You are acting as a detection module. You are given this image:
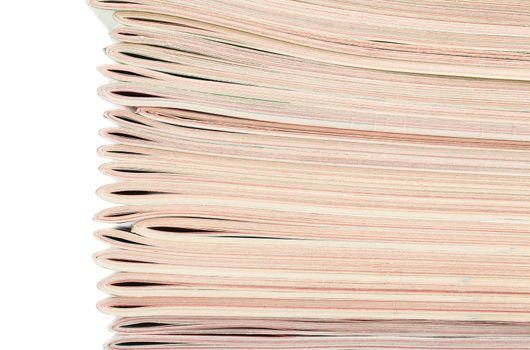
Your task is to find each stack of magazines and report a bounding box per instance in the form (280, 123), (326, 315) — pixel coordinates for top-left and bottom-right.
(90, 1), (530, 349)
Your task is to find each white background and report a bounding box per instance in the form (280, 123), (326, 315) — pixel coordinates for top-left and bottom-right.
(2, 1), (116, 348)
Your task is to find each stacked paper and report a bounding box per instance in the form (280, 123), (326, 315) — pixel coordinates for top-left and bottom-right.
(90, 1), (530, 349)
